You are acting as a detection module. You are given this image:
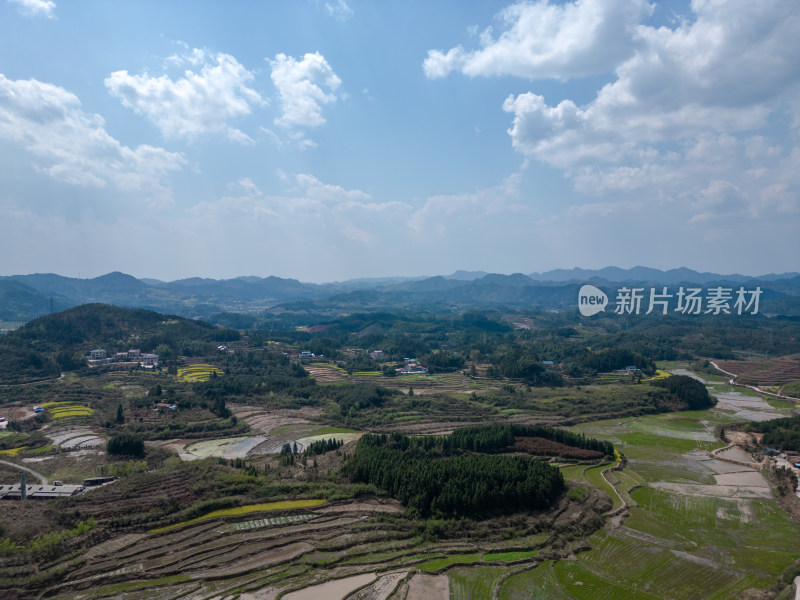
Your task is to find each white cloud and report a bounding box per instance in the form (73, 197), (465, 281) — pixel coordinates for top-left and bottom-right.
(424, 0), (651, 80)
(324, 0), (353, 21)
(8, 0), (55, 19)
(105, 49), (264, 142)
(293, 173), (371, 203)
(0, 73), (184, 201)
(408, 172), (528, 238)
(269, 52), (341, 146)
(503, 2), (800, 165)
(497, 0), (800, 230)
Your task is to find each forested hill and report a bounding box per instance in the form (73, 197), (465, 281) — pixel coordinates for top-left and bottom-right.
(0, 304), (239, 384)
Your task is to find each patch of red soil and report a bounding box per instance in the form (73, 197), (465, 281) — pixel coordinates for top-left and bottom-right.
(511, 436), (604, 460)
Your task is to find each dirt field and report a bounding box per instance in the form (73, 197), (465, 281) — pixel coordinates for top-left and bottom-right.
(512, 436), (604, 460)
(303, 364), (347, 382)
(716, 355), (800, 385)
(283, 572), (376, 600)
(314, 497), (404, 515)
(405, 573), (449, 600)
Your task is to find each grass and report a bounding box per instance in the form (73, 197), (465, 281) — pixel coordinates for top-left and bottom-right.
(498, 561), (573, 600)
(483, 549), (538, 562)
(554, 559), (660, 600)
(416, 553), (482, 573)
(23, 444), (57, 456)
(307, 427), (360, 436)
(449, 566), (507, 600)
(150, 499), (327, 533)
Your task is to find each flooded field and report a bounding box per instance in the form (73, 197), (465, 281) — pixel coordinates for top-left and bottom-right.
(282, 572), (376, 600)
(713, 391), (779, 421)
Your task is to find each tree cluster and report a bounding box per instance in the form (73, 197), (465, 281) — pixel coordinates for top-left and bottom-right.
(303, 437), (343, 457)
(446, 424), (614, 456)
(346, 432), (565, 518)
(651, 374), (714, 410)
(751, 416), (800, 452)
(107, 432), (145, 458)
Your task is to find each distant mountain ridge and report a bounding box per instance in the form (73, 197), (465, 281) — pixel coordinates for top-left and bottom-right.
(528, 266), (800, 284)
(1, 266), (798, 323)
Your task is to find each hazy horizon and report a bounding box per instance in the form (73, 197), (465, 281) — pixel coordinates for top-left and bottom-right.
(4, 264), (799, 286)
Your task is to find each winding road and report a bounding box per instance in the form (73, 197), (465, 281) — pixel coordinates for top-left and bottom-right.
(709, 361), (797, 401)
(0, 459), (48, 484)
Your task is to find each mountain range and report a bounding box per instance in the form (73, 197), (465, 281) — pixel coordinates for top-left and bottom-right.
(1, 266), (798, 324)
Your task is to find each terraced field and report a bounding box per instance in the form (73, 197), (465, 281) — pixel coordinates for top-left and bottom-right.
(36, 492), (598, 600)
(716, 355), (800, 386)
(176, 364), (222, 383)
(42, 401), (95, 420)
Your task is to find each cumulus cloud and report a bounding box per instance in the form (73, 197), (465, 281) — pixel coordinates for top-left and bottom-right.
(424, 0), (651, 80)
(503, 2), (800, 166)
(494, 0), (800, 230)
(105, 49), (264, 142)
(8, 0), (55, 19)
(0, 73), (184, 200)
(269, 52), (341, 146)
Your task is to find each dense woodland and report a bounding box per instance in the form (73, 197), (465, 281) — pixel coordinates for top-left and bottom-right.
(2, 301), (799, 387)
(651, 374), (715, 410)
(446, 424), (615, 457)
(346, 432), (567, 518)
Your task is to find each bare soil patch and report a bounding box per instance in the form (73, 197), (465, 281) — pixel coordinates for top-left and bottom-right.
(406, 573), (449, 600)
(303, 365), (347, 382)
(314, 497), (404, 515)
(724, 430), (762, 447)
(512, 436), (604, 460)
(347, 571), (407, 600)
(283, 572), (376, 600)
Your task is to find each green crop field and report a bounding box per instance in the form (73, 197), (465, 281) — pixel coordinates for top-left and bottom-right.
(417, 553), (482, 573)
(176, 364), (221, 382)
(450, 566), (507, 600)
(150, 499), (327, 533)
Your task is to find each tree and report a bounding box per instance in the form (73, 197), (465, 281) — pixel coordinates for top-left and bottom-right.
(107, 433), (145, 458)
(116, 403), (124, 424)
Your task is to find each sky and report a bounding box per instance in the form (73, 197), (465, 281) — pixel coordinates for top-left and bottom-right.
(1, 0), (799, 283)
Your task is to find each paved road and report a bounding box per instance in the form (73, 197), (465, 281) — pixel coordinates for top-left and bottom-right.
(0, 459), (48, 484)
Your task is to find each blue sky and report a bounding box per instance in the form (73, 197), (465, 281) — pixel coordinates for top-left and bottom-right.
(1, 0), (798, 282)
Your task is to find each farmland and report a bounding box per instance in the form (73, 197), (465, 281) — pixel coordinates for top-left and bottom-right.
(176, 363), (222, 382)
(1, 304), (800, 599)
(5, 376), (796, 599)
(716, 355), (800, 386)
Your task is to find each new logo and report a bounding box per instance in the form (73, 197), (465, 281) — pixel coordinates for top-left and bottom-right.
(578, 285), (608, 316)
